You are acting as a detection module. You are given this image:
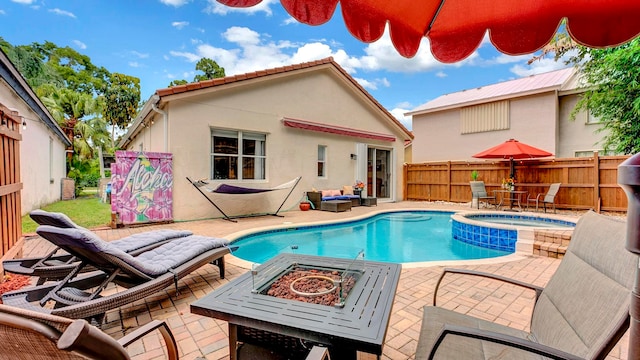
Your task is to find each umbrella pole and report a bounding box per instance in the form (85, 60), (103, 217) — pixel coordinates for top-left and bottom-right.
(510, 157), (515, 179)
(617, 153), (640, 360)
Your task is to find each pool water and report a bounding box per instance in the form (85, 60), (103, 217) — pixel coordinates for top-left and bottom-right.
(231, 211), (511, 264)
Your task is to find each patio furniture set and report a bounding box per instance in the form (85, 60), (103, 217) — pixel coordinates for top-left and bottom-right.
(0, 209), (635, 359)
(471, 181), (561, 213)
(307, 187), (377, 213)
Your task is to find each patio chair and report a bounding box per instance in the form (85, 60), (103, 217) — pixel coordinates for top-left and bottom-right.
(0, 303), (178, 360)
(416, 210), (634, 360)
(469, 181), (496, 209)
(3, 210), (193, 284)
(526, 183), (561, 213)
(2, 225), (231, 323)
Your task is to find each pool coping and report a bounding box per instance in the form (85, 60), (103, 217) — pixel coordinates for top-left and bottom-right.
(224, 208), (578, 270)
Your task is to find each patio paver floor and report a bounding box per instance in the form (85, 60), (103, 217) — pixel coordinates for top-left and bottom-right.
(16, 201), (630, 360)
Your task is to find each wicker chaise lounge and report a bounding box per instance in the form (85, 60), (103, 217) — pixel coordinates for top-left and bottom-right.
(3, 210), (193, 284)
(417, 211), (635, 359)
(2, 225), (231, 323)
(0, 304), (178, 359)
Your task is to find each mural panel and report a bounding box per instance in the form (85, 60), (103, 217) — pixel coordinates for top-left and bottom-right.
(111, 151), (173, 225)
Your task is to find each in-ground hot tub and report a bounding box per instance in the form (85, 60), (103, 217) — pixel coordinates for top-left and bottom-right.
(451, 212), (577, 254)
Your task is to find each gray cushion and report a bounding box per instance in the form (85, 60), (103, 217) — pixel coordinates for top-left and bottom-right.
(36, 226), (229, 277)
(30, 209), (193, 253)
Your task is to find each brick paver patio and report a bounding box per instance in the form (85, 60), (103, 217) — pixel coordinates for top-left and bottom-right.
(16, 201), (629, 359)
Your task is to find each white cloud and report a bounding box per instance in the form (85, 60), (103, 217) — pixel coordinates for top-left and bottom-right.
(160, 0), (189, 7)
(510, 55), (572, 77)
(283, 17), (298, 25)
(0, 10), (5, 15)
(129, 62), (140, 68)
(131, 51), (149, 59)
(354, 77), (378, 90)
(222, 26), (261, 46)
(169, 50), (201, 62)
(435, 71), (447, 78)
(72, 40), (86, 49)
(49, 8), (76, 18)
(204, 0), (277, 16)
(172, 21), (189, 29)
(11, 0), (34, 4)
(389, 107), (412, 130)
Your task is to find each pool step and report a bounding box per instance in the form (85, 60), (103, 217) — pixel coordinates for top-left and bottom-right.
(533, 229), (573, 259)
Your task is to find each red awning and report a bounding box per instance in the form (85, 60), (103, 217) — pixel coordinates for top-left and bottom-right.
(217, 0), (640, 62)
(282, 118), (396, 142)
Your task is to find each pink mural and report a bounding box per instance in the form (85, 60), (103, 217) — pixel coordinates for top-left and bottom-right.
(110, 151), (173, 225)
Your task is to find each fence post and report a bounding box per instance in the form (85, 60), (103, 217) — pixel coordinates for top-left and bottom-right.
(447, 161), (452, 202)
(403, 163), (408, 201)
(592, 152), (599, 211)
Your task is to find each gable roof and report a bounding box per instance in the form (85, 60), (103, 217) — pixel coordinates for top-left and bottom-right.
(0, 49), (70, 146)
(120, 57), (412, 148)
(407, 67), (576, 116)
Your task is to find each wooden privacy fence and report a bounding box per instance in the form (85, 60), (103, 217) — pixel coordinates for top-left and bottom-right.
(404, 153), (630, 212)
(0, 104), (22, 259)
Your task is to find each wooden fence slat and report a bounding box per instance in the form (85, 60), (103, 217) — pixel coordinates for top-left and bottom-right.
(404, 155), (630, 212)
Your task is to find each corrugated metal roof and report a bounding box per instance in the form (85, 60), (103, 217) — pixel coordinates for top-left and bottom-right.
(408, 67), (576, 115)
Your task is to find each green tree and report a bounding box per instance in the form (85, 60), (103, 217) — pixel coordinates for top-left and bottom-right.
(193, 57), (225, 82)
(167, 57), (225, 87)
(531, 33), (640, 154)
(42, 87), (103, 160)
(101, 73), (141, 148)
(570, 40), (640, 154)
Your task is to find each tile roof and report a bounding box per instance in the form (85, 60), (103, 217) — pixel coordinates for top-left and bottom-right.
(154, 57), (412, 139)
(408, 67), (576, 115)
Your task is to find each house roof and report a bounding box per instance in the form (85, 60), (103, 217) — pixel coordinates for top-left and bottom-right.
(407, 67), (576, 116)
(120, 57), (412, 148)
(0, 49), (71, 146)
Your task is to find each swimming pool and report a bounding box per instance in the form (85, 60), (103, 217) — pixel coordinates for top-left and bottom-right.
(230, 211), (511, 264)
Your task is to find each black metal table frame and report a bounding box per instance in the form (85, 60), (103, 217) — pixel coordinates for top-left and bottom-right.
(191, 254), (401, 360)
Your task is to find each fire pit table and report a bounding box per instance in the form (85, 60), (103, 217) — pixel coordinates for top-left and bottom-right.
(191, 253), (401, 360)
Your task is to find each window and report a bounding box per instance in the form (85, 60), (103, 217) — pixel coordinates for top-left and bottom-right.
(586, 111), (601, 124)
(211, 129), (266, 180)
(317, 145), (326, 177)
(575, 149), (617, 157)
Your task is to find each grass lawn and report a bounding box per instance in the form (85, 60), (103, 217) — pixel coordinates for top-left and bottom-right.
(22, 193), (111, 233)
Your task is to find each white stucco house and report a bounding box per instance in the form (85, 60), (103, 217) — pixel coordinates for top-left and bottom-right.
(407, 67), (609, 163)
(118, 57), (413, 221)
(0, 49), (71, 215)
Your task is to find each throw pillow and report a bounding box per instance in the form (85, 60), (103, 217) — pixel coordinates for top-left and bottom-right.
(343, 185), (354, 195)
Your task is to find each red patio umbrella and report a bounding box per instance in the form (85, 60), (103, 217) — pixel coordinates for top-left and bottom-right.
(472, 139), (553, 179)
(217, 0), (640, 62)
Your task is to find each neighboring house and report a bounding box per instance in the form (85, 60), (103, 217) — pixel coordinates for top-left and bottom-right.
(0, 49), (71, 215)
(407, 67), (608, 163)
(118, 57), (413, 221)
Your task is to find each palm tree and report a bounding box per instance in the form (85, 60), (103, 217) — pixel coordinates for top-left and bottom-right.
(41, 87), (110, 171)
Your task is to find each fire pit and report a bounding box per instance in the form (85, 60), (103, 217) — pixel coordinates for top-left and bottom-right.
(260, 266), (359, 306)
(191, 253), (401, 360)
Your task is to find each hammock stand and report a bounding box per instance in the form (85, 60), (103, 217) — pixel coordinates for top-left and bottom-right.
(186, 176), (302, 222)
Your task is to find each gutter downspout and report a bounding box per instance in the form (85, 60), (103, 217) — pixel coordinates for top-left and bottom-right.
(151, 99), (168, 152)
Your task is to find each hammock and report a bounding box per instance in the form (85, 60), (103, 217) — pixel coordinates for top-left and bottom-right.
(186, 176), (302, 222)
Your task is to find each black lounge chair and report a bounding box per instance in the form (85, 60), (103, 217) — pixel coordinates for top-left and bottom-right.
(3, 210), (193, 284)
(2, 225), (231, 323)
(0, 303), (178, 360)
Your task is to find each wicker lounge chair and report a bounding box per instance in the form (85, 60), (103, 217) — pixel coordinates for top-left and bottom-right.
(3, 210), (192, 284)
(416, 211), (634, 359)
(0, 303), (178, 360)
(2, 225), (231, 323)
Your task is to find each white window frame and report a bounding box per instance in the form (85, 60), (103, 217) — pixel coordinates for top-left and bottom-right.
(211, 128), (267, 180)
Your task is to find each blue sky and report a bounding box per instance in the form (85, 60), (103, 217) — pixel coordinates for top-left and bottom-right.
(1, 0), (572, 129)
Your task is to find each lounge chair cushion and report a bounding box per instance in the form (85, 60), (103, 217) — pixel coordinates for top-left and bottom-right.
(109, 229), (193, 252)
(29, 209), (79, 228)
(44, 227), (229, 277)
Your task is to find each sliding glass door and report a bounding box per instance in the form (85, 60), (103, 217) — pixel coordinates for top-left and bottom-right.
(367, 148), (392, 199)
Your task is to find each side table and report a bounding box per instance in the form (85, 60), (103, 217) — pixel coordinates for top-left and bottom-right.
(361, 197), (377, 206)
